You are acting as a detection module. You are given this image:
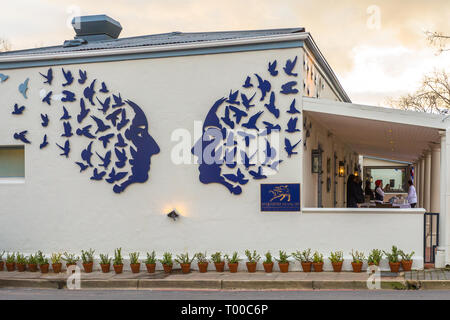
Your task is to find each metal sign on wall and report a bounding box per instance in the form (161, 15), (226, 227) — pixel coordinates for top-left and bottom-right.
(260, 183), (301, 212)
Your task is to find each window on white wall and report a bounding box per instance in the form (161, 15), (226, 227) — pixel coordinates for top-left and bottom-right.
(0, 146), (25, 178)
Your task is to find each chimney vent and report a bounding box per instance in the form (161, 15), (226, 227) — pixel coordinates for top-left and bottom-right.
(71, 14), (122, 42)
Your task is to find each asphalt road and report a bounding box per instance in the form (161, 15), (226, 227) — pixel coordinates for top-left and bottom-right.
(0, 288), (449, 300)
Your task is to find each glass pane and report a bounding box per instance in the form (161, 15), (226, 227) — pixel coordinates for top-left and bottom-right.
(364, 167), (406, 192)
(0, 146), (25, 178)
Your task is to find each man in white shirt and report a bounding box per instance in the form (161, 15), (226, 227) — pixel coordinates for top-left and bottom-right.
(407, 180), (417, 208)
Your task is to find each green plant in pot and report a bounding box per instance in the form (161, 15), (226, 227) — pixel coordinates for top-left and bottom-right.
(159, 252), (173, 273)
(99, 254), (112, 273)
(129, 252), (141, 274)
(176, 253), (194, 274)
(36, 251), (49, 274)
(275, 250), (290, 273)
(292, 249), (313, 272)
(16, 253), (27, 272)
(367, 249), (383, 266)
(195, 252), (209, 273)
(263, 251), (274, 273)
(113, 248), (124, 274)
(81, 249), (95, 273)
(244, 250), (261, 273)
(27, 254), (39, 272)
(224, 252), (241, 273)
(5, 252), (15, 272)
(51, 253), (62, 273)
(145, 251), (157, 273)
(0, 251), (5, 271)
(350, 250), (365, 273)
(329, 251), (344, 272)
(383, 246), (401, 273)
(399, 250), (415, 272)
(62, 252), (79, 272)
(211, 252), (225, 272)
(312, 251), (324, 272)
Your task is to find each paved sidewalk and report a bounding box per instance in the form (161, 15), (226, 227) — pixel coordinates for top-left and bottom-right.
(404, 269), (450, 289)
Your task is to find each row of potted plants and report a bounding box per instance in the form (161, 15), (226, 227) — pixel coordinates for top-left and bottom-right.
(0, 246), (414, 274)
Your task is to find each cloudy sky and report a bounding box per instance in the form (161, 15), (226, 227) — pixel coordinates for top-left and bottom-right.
(1, 0), (449, 106)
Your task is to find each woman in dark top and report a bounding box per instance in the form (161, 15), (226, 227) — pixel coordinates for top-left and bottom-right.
(365, 179), (374, 200)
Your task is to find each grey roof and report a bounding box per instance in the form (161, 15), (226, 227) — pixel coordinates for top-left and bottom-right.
(0, 27), (305, 57)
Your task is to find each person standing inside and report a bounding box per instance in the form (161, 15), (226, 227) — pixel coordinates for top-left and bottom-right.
(407, 180), (417, 208)
(374, 180), (385, 202)
(365, 179), (374, 200)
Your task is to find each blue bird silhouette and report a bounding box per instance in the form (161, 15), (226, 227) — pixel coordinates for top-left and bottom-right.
(42, 91), (52, 105)
(78, 70), (87, 84)
(283, 56), (298, 76)
(284, 138), (301, 157)
(261, 121), (281, 136)
(264, 159), (284, 171)
(264, 92), (280, 118)
(254, 74), (271, 101)
(91, 115), (111, 134)
(61, 90), (76, 102)
(240, 150), (257, 170)
(241, 92), (256, 110)
(60, 106), (71, 120)
(116, 109), (130, 131)
(243, 76), (253, 88)
(220, 106), (235, 129)
(287, 99), (301, 114)
(75, 161), (89, 172)
(39, 68), (52, 85)
(226, 90), (240, 105)
(99, 82), (109, 93)
(280, 81), (298, 94)
(12, 104), (25, 115)
(56, 140), (70, 157)
(98, 133), (115, 148)
(241, 111), (264, 131)
(286, 117), (301, 133)
(13, 131), (31, 144)
(268, 60), (278, 76)
(62, 68), (74, 86)
(106, 108), (122, 127)
(229, 106), (247, 124)
(112, 93), (125, 108)
(41, 114), (49, 127)
(224, 146), (237, 168)
(249, 166), (267, 180)
(114, 148), (128, 168)
(84, 79), (96, 105)
(39, 134), (48, 149)
(0, 73), (9, 82)
(90, 168), (107, 181)
(76, 125), (96, 139)
(263, 139), (277, 164)
(96, 150), (111, 170)
(19, 78), (29, 99)
(105, 167), (128, 184)
(81, 141), (94, 166)
(115, 133), (127, 148)
(96, 96), (111, 114)
(77, 98), (90, 124)
(224, 168), (249, 185)
(61, 121), (73, 137)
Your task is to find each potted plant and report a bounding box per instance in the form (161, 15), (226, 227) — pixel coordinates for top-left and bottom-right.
(0, 251), (4, 271)
(399, 250), (415, 272)
(312, 251), (324, 272)
(81, 249), (95, 273)
(51, 253), (62, 273)
(129, 252), (141, 274)
(113, 248), (124, 274)
(159, 252), (173, 273)
(350, 250), (365, 273)
(262, 251), (274, 273)
(383, 246), (401, 273)
(5, 252), (15, 272)
(292, 249), (313, 272)
(176, 253), (194, 274)
(367, 249), (383, 266)
(224, 252), (241, 273)
(329, 251), (344, 272)
(36, 251), (49, 274)
(63, 252), (79, 271)
(145, 251), (157, 273)
(27, 254), (38, 272)
(16, 253), (27, 272)
(195, 252), (209, 273)
(275, 250), (290, 273)
(244, 250), (260, 273)
(99, 254), (111, 273)
(211, 252), (225, 272)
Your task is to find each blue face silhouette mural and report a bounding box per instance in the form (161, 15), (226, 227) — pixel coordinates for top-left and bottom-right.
(192, 56), (302, 195)
(11, 67), (160, 194)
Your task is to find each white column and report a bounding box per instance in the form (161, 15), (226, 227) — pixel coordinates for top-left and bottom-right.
(441, 130), (450, 264)
(420, 156), (426, 208)
(430, 144), (441, 213)
(424, 150), (432, 212)
(415, 161), (420, 206)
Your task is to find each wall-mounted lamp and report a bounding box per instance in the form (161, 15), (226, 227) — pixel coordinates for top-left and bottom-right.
(311, 149), (320, 173)
(338, 161), (345, 177)
(167, 209), (179, 221)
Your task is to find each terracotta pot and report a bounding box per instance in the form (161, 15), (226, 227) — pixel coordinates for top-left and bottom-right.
(66, 263), (76, 273)
(83, 262), (94, 273)
(228, 262), (239, 273)
(100, 263), (110, 273)
(163, 264), (173, 273)
(214, 262), (225, 272)
(263, 262), (274, 273)
(246, 262), (257, 273)
(130, 263), (141, 274)
(40, 264), (49, 274)
(198, 262), (208, 273)
(28, 264), (38, 272)
(389, 262), (401, 273)
(146, 263), (156, 273)
(401, 260), (413, 272)
(368, 262), (380, 267)
(6, 263), (15, 272)
(0, 261), (4, 271)
(113, 264), (123, 274)
(301, 262), (312, 272)
(331, 261), (343, 272)
(313, 262), (324, 272)
(351, 262), (363, 273)
(180, 263), (191, 274)
(17, 263), (26, 272)
(52, 263), (62, 273)
(278, 262), (289, 273)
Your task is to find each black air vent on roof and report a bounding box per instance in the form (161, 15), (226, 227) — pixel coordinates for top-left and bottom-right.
(67, 14), (122, 45)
